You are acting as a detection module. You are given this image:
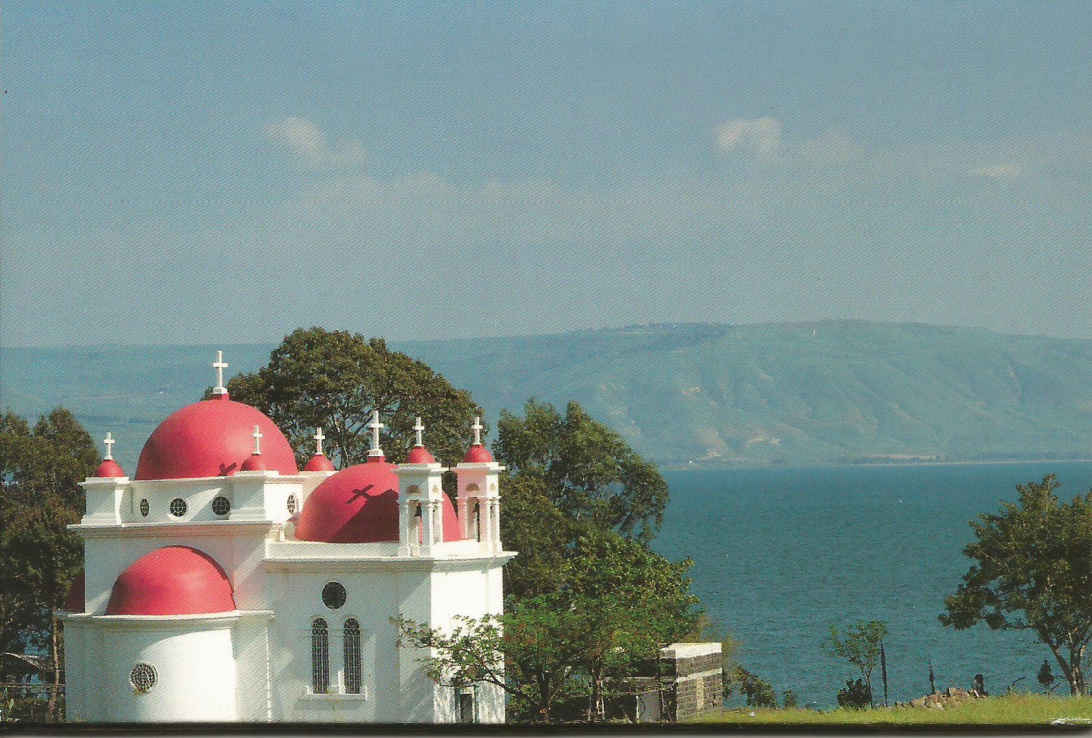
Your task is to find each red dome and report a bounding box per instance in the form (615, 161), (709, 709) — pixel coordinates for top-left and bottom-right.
(463, 444), (494, 463)
(65, 570), (85, 612)
(304, 453), (336, 472)
(94, 459), (126, 478)
(106, 546), (235, 615)
(240, 453), (266, 471)
(406, 446), (436, 464)
(296, 458), (461, 543)
(135, 399), (298, 480)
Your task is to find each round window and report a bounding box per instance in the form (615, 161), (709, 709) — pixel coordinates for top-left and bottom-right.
(139, 498), (149, 517)
(321, 581), (347, 609)
(286, 494), (297, 515)
(130, 663), (157, 693)
(211, 496), (230, 516)
(169, 498), (187, 517)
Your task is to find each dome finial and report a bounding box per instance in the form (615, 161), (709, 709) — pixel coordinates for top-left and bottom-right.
(212, 350), (229, 397)
(251, 424), (263, 455)
(366, 410), (384, 457)
(313, 427), (326, 456)
(413, 416), (425, 447)
(103, 431), (116, 460)
(471, 416), (483, 446)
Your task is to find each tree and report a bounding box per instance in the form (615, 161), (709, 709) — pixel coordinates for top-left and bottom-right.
(940, 474), (1091, 696)
(396, 527), (701, 723)
(0, 408), (96, 721)
(823, 620), (887, 707)
(495, 399), (668, 542)
(215, 327), (482, 471)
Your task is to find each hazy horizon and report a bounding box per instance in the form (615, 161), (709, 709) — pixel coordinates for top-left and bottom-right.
(3, 2), (1090, 347)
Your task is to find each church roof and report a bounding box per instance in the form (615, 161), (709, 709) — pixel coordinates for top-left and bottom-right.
(462, 444), (494, 463)
(304, 453), (336, 471)
(134, 397), (298, 480)
(94, 458), (126, 477)
(295, 458), (461, 543)
(106, 546), (235, 615)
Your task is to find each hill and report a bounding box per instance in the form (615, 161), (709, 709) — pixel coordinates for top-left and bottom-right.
(2, 321), (1090, 471)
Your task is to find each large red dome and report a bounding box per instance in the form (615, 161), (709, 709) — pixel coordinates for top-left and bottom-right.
(296, 459), (461, 543)
(106, 546), (235, 615)
(135, 397), (298, 480)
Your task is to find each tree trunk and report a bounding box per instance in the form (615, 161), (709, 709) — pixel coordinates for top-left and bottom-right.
(47, 611), (60, 722)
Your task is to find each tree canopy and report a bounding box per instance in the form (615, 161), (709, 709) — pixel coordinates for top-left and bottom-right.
(494, 399), (668, 542)
(823, 620), (887, 707)
(940, 474), (1092, 696)
(0, 408), (96, 720)
(213, 327), (482, 469)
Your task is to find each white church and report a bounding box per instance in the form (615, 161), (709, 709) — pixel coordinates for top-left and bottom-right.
(62, 352), (515, 723)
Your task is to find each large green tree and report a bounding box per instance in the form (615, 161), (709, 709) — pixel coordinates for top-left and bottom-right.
(495, 399), (668, 542)
(940, 475), (1091, 696)
(0, 408), (96, 721)
(396, 528), (700, 722)
(214, 327), (482, 470)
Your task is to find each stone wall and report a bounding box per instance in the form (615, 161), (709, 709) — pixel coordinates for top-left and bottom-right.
(635, 642), (722, 722)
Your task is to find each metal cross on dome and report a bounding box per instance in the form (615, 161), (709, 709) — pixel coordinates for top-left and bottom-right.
(251, 425), (263, 455)
(103, 432), (115, 460)
(471, 416), (483, 446)
(212, 351), (229, 395)
(313, 427), (325, 456)
(366, 411), (384, 455)
(413, 417), (425, 447)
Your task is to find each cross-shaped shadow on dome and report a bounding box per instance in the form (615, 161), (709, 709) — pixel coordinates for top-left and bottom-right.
(219, 462), (238, 476)
(347, 484), (375, 502)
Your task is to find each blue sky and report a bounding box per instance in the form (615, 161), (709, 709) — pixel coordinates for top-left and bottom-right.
(3, 1), (1090, 346)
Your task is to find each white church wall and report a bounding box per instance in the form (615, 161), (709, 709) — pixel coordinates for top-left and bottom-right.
(233, 617), (273, 721)
(86, 621), (238, 721)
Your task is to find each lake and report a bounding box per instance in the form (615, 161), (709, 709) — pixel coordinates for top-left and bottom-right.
(651, 461), (1092, 708)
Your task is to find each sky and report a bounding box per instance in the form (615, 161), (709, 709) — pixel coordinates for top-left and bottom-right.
(2, 1), (1090, 347)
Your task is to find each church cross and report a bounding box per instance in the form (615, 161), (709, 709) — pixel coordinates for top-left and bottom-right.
(212, 351), (229, 395)
(251, 425), (263, 455)
(367, 411), (384, 455)
(471, 416), (483, 446)
(413, 417), (425, 447)
(313, 427), (325, 456)
(103, 432), (115, 460)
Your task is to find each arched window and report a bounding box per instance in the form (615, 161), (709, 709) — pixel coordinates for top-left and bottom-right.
(343, 618), (362, 694)
(311, 618), (329, 694)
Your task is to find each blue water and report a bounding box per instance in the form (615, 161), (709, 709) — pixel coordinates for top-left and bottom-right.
(651, 462), (1092, 708)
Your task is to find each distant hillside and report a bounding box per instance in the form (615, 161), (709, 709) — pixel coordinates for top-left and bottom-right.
(2, 321), (1090, 472)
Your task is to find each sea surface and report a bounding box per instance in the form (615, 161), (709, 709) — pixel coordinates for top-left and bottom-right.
(650, 461), (1092, 708)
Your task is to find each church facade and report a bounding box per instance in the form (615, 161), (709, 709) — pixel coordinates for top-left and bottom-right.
(62, 352), (514, 723)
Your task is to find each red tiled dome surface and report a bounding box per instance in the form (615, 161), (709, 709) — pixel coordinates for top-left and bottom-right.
(135, 398), (297, 480)
(406, 446), (436, 464)
(94, 459), (126, 477)
(106, 546), (235, 615)
(65, 570), (85, 612)
(304, 453), (336, 472)
(462, 444), (494, 463)
(295, 458), (461, 543)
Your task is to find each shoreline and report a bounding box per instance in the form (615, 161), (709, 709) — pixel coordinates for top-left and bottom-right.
(661, 458), (1092, 472)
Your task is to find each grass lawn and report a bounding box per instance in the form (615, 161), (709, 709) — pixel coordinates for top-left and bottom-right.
(689, 694), (1092, 726)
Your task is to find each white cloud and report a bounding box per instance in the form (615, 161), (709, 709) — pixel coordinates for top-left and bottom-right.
(799, 129), (865, 166)
(968, 163), (1022, 179)
(264, 116), (366, 170)
(715, 117), (782, 157)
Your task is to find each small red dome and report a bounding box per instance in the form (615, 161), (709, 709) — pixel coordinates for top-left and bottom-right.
(135, 399), (297, 480)
(240, 453), (266, 471)
(304, 453), (336, 472)
(65, 570), (85, 612)
(463, 444), (494, 463)
(406, 446), (436, 464)
(94, 459), (126, 478)
(106, 546), (235, 615)
(296, 459), (461, 543)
